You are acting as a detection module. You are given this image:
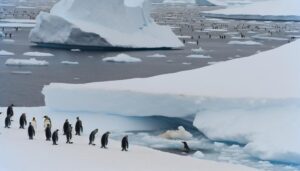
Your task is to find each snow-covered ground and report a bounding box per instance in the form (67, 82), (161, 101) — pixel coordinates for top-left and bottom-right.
(0, 107), (259, 171)
(42, 39), (300, 165)
(29, 0), (183, 49)
(204, 0), (300, 21)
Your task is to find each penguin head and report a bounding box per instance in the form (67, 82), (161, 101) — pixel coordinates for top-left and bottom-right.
(76, 117), (79, 120)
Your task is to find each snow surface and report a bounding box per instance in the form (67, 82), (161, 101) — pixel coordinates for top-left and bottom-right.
(5, 58), (49, 66)
(29, 0), (183, 49)
(0, 50), (15, 56)
(228, 40), (262, 45)
(102, 54), (142, 63)
(159, 126), (193, 140)
(23, 52), (54, 57)
(43, 40), (300, 164)
(205, 0), (300, 21)
(0, 107), (259, 171)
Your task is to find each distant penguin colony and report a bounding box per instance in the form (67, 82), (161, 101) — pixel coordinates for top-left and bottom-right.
(1, 104), (192, 153)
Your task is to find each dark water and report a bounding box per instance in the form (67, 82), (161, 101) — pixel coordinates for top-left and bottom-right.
(0, 5), (299, 107)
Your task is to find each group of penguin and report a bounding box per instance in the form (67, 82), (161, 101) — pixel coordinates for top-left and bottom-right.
(2, 104), (129, 151)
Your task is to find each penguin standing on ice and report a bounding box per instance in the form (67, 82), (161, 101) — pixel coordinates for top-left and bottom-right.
(182, 141), (190, 153)
(52, 129), (59, 145)
(28, 122), (35, 140)
(89, 129), (98, 145)
(43, 115), (52, 129)
(66, 124), (73, 144)
(6, 104), (14, 117)
(45, 124), (52, 141)
(5, 115), (11, 128)
(19, 113), (27, 129)
(75, 117), (83, 136)
(63, 119), (69, 135)
(101, 132), (110, 149)
(121, 135), (129, 151)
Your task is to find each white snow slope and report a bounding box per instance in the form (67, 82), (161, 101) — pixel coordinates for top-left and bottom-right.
(29, 0), (183, 49)
(0, 107), (259, 171)
(43, 39), (300, 164)
(204, 0), (300, 21)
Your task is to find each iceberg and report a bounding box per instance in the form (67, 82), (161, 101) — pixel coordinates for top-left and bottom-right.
(203, 0), (300, 21)
(29, 0), (183, 49)
(43, 40), (300, 164)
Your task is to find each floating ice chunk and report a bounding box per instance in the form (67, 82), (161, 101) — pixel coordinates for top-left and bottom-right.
(5, 58), (49, 66)
(10, 71), (32, 75)
(187, 54), (211, 58)
(0, 50), (14, 56)
(29, 0), (183, 49)
(102, 54), (142, 63)
(2, 39), (15, 43)
(61, 61), (79, 65)
(147, 54), (167, 58)
(160, 126), (193, 140)
(70, 49), (81, 52)
(23, 52), (54, 57)
(228, 41), (262, 45)
(191, 47), (205, 53)
(252, 35), (289, 41)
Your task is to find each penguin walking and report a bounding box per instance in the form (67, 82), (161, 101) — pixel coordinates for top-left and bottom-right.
(52, 129), (59, 145)
(121, 135), (129, 151)
(19, 113), (27, 129)
(28, 122), (35, 140)
(63, 119), (69, 135)
(5, 115), (11, 128)
(101, 132), (110, 149)
(75, 117), (83, 136)
(89, 129), (98, 145)
(182, 141), (190, 153)
(45, 124), (52, 141)
(65, 124), (73, 144)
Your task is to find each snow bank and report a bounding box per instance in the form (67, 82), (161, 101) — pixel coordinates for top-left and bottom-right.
(0, 50), (14, 56)
(5, 58), (49, 66)
(0, 107), (259, 171)
(204, 0), (300, 21)
(29, 0), (183, 49)
(43, 40), (300, 164)
(160, 126), (193, 140)
(228, 40), (262, 45)
(102, 54), (142, 63)
(23, 52), (54, 57)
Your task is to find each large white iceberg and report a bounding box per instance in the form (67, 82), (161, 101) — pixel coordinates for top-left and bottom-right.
(29, 0), (183, 49)
(204, 0), (300, 21)
(43, 40), (300, 164)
